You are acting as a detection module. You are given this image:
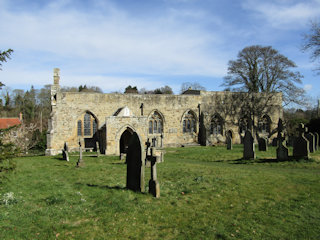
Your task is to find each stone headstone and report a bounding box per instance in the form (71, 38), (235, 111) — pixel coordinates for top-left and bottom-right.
(243, 130), (255, 159)
(226, 135), (232, 150)
(62, 142), (69, 161)
(258, 137), (267, 151)
(272, 138), (278, 146)
(314, 132), (319, 151)
(276, 118), (289, 161)
(293, 123), (309, 159)
(146, 147), (160, 198)
(96, 141), (100, 157)
(76, 141), (84, 167)
(305, 132), (315, 153)
(126, 132), (145, 192)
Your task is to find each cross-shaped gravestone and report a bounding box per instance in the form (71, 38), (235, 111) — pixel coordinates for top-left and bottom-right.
(293, 123), (309, 159)
(146, 146), (160, 198)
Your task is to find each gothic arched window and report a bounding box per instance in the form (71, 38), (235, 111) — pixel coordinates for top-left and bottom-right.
(148, 111), (163, 134)
(258, 115), (271, 134)
(77, 112), (98, 137)
(183, 111), (197, 133)
(239, 116), (249, 134)
(77, 120), (82, 136)
(210, 114), (223, 136)
(84, 113), (91, 136)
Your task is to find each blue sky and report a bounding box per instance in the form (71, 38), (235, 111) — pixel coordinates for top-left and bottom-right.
(0, 0), (319, 102)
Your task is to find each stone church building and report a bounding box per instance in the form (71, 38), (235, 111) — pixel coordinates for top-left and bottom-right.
(46, 68), (283, 156)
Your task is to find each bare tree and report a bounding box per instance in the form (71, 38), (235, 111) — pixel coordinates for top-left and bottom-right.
(222, 45), (305, 106)
(180, 82), (206, 93)
(302, 21), (320, 74)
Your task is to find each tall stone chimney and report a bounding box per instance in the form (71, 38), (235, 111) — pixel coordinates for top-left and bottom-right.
(53, 68), (60, 85)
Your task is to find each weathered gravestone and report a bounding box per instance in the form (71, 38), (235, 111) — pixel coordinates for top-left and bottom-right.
(314, 132), (319, 151)
(293, 123), (309, 159)
(62, 142), (69, 161)
(305, 132), (315, 153)
(146, 145), (160, 198)
(258, 137), (268, 151)
(96, 141), (100, 157)
(276, 119), (288, 161)
(199, 113), (207, 146)
(126, 132), (145, 192)
(226, 135), (232, 150)
(76, 140), (84, 167)
(243, 130), (255, 159)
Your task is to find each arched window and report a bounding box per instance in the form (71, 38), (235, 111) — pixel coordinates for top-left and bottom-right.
(183, 111), (197, 133)
(149, 121), (153, 134)
(148, 111), (163, 134)
(84, 113), (91, 136)
(239, 116), (249, 134)
(77, 112), (98, 137)
(210, 114), (223, 136)
(258, 115), (271, 134)
(77, 120), (82, 136)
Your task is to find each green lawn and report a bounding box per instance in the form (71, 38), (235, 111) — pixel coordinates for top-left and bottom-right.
(1, 145), (320, 239)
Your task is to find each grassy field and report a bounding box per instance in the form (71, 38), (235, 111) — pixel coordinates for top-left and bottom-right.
(0, 145), (320, 239)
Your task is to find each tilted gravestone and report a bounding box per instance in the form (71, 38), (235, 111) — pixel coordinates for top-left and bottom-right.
(293, 123), (309, 159)
(305, 132), (315, 153)
(276, 119), (288, 161)
(258, 137), (268, 151)
(314, 132), (319, 151)
(243, 130), (255, 159)
(62, 142), (69, 162)
(226, 135), (232, 150)
(126, 132), (145, 192)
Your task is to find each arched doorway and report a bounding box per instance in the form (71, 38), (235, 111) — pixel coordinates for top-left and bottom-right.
(120, 128), (134, 155)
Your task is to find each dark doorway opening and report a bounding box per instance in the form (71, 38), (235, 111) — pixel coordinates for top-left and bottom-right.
(120, 129), (133, 155)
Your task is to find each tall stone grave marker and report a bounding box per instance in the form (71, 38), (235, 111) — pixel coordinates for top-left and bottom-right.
(76, 140), (84, 167)
(293, 123), (309, 159)
(314, 132), (319, 151)
(243, 130), (255, 159)
(305, 131), (315, 153)
(146, 146), (160, 198)
(226, 135), (232, 150)
(258, 137), (268, 151)
(276, 119), (288, 161)
(62, 142), (69, 162)
(126, 132), (145, 192)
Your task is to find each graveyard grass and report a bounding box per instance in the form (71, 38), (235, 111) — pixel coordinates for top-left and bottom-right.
(1, 145), (320, 239)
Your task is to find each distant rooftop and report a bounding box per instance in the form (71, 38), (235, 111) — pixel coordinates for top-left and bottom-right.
(0, 118), (22, 129)
(181, 88), (201, 95)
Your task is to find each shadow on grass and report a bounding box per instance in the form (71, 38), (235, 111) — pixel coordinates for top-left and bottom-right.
(86, 183), (126, 190)
(230, 156), (315, 164)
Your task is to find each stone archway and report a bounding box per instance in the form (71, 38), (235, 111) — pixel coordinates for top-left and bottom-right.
(120, 128), (134, 155)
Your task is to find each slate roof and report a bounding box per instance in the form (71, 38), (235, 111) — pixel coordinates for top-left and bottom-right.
(0, 118), (22, 129)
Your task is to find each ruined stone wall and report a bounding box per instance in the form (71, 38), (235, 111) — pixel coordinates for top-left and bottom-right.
(45, 69), (283, 156)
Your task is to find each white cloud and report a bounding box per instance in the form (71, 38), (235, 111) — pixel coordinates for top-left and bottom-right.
(0, 0), (228, 78)
(243, 0), (320, 29)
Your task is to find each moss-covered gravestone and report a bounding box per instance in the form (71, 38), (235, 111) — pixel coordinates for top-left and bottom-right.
(126, 132), (145, 192)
